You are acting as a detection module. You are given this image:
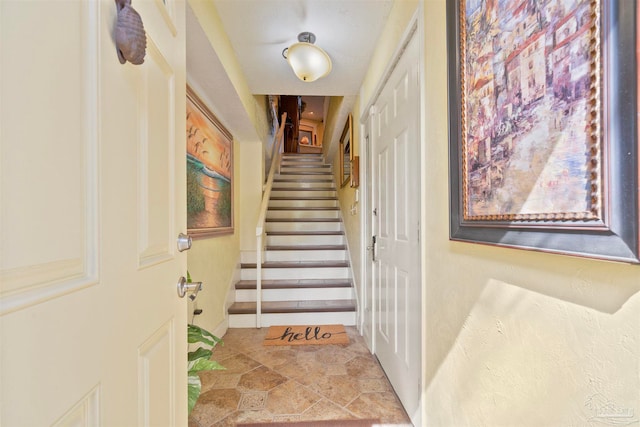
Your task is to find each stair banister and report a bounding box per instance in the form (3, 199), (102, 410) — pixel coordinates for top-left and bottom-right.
(255, 112), (287, 328)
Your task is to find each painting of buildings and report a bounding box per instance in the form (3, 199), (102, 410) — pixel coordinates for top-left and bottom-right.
(461, 0), (600, 221)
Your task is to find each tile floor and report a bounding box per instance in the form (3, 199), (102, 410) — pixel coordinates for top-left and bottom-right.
(188, 326), (412, 426)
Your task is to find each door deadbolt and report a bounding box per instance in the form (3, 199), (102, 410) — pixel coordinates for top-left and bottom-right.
(177, 233), (192, 252)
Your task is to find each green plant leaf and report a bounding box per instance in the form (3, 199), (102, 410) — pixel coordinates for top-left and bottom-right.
(188, 323), (223, 348)
(187, 270), (192, 283)
(188, 347), (212, 362)
(188, 358), (225, 374)
(187, 374), (202, 414)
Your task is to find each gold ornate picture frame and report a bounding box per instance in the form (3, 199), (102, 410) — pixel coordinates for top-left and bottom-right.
(447, 0), (639, 263)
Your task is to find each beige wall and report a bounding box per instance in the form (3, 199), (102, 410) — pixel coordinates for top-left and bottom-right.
(186, 0), (271, 334)
(420, 1), (639, 425)
(186, 138), (242, 331)
(189, 0), (640, 423)
(335, 103), (363, 310)
(335, 0), (640, 425)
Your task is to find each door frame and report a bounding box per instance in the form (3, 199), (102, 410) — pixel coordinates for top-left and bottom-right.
(358, 7), (424, 425)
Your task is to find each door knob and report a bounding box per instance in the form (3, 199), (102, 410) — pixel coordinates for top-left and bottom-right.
(177, 276), (202, 300)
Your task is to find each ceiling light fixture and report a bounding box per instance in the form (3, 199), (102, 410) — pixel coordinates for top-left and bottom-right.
(282, 32), (332, 82)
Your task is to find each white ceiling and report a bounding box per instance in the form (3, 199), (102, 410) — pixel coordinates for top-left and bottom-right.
(186, 0), (393, 153)
(211, 0), (394, 97)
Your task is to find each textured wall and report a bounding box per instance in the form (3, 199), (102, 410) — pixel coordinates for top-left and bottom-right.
(421, 1), (640, 425)
(187, 138), (241, 331)
(335, 99), (363, 320)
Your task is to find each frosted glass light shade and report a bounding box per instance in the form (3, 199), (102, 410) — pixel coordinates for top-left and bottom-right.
(286, 42), (332, 82)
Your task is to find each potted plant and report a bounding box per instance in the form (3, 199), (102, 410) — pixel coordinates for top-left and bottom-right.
(187, 323), (224, 414)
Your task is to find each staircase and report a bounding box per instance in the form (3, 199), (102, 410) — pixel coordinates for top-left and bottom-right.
(228, 153), (357, 328)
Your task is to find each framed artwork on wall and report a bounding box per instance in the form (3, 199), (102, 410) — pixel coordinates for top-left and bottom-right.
(340, 114), (353, 187)
(447, 0), (639, 263)
(186, 85), (234, 237)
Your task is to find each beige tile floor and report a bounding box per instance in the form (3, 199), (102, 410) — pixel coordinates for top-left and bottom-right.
(188, 326), (412, 426)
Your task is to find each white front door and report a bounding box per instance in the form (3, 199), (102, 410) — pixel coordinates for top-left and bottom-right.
(371, 31), (421, 419)
(1, 1), (187, 425)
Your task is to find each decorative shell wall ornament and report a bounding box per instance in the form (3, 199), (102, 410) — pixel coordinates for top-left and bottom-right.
(115, 0), (146, 65)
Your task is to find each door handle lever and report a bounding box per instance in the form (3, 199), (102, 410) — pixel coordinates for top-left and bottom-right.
(366, 235), (377, 262)
(177, 276), (202, 300)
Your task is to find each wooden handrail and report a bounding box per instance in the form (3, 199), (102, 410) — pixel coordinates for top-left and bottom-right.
(254, 112), (287, 328)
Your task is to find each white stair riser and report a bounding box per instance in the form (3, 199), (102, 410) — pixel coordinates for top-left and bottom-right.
(242, 250), (347, 263)
(280, 169), (332, 175)
(265, 250), (347, 262)
(240, 267), (350, 280)
(266, 234), (344, 245)
(228, 311), (357, 328)
(265, 222), (342, 233)
(269, 199), (338, 208)
(271, 181), (334, 189)
(280, 161), (326, 167)
(267, 210), (340, 219)
(281, 155), (323, 160)
(276, 174), (333, 181)
(271, 190), (336, 198)
(235, 287), (353, 302)
(280, 162), (331, 173)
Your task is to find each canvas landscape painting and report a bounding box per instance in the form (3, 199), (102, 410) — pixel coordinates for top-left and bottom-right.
(186, 86), (233, 236)
(460, 0), (601, 222)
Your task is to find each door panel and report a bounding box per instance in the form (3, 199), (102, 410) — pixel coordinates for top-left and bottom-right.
(0, 0), (100, 314)
(1, 0), (187, 425)
(138, 38), (176, 267)
(372, 32), (421, 418)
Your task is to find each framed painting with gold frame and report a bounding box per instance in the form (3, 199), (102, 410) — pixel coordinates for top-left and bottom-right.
(447, 0), (639, 263)
(186, 85), (234, 237)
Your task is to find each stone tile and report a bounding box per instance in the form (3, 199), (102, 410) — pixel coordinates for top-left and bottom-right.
(266, 380), (322, 415)
(220, 329), (268, 354)
(199, 371), (241, 394)
(273, 414), (302, 423)
(301, 398), (357, 421)
(345, 355), (386, 378)
(191, 327), (411, 426)
(314, 345), (356, 364)
(209, 343), (239, 363)
(189, 388), (241, 426)
(238, 365), (287, 391)
(238, 391), (268, 411)
(248, 347), (297, 369)
(232, 409), (275, 425)
(357, 377), (392, 393)
(307, 374), (361, 406)
(274, 351), (328, 384)
(346, 391), (411, 424)
(217, 353), (260, 375)
(324, 363), (348, 376)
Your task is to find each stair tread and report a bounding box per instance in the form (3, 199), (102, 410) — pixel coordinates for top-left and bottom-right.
(268, 207), (339, 211)
(267, 231), (344, 236)
(281, 164), (330, 168)
(279, 172), (332, 175)
(274, 178), (333, 182)
(235, 279), (352, 289)
(266, 245), (347, 250)
(241, 261), (349, 268)
(266, 218), (341, 223)
(270, 196), (338, 200)
(228, 300), (356, 314)
(271, 187), (336, 191)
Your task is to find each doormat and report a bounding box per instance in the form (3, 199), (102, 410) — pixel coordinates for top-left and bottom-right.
(263, 325), (349, 346)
